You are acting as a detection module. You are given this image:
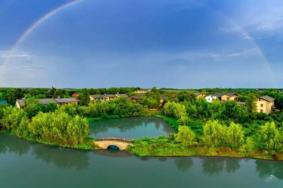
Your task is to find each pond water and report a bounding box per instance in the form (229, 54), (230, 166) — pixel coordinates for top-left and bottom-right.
(1, 135), (283, 188)
(89, 117), (174, 139)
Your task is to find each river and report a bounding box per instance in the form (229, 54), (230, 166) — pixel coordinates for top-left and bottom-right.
(1, 118), (283, 188)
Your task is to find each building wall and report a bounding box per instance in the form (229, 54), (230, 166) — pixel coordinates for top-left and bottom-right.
(16, 102), (21, 109)
(221, 95), (237, 102)
(256, 99), (274, 114)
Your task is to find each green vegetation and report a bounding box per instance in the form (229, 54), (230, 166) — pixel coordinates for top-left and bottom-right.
(129, 119), (283, 159)
(1, 87), (283, 160)
(0, 107), (90, 148)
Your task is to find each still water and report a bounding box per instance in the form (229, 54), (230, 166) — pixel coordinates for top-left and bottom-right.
(1, 135), (283, 188)
(89, 117), (173, 139)
(1, 117), (283, 188)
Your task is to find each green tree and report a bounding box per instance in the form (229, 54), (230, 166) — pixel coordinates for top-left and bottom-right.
(202, 120), (226, 147)
(245, 94), (257, 112)
(79, 89), (90, 106)
(163, 101), (187, 119)
(226, 122), (245, 149)
(29, 110), (89, 146)
(175, 126), (196, 146)
(1, 107), (26, 131)
(254, 121), (282, 152)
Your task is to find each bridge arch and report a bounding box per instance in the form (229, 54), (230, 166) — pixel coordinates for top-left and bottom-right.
(93, 138), (132, 151)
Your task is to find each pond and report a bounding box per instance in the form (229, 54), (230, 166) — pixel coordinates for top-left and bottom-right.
(89, 117), (174, 139)
(0, 135), (283, 188)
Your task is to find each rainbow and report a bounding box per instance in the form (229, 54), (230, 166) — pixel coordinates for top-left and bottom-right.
(0, 0), (276, 86)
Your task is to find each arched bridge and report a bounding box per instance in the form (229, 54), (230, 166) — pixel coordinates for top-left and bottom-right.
(93, 138), (133, 150)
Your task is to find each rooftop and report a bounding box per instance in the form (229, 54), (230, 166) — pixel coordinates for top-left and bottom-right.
(259, 96), (275, 102)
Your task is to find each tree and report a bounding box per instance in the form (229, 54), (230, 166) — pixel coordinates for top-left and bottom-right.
(1, 106), (29, 137)
(177, 91), (195, 102)
(245, 94), (257, 112)
(254, 121), (282, 152)
(163, 102), (187, 119)
(175, 126), (196, 146)
(46, 86), (57, 98)
(202, 120), (226, 147)
(24, 98), (57, 118)
(79, 89), (90, 106)
(29, 110), (89, 146)
(226, 122), (245, 149)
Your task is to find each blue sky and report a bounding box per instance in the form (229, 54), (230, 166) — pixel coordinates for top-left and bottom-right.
(0, 0), (283, 88)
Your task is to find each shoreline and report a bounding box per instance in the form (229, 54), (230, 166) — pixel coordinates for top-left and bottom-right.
(1, 132), (283, 161)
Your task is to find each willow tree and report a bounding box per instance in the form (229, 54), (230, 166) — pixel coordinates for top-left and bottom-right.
(254, 121), (282, 152)
(175, 126), (196, 146)
(226, 122), (245, 150)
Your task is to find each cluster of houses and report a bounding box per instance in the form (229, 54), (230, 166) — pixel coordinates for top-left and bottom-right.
(198, 93), (275, 114)
(15, 93), (129, 109)
(89, 94), (128, 102)
(12, 89), (275, 115)
(15, 98), (79, 108)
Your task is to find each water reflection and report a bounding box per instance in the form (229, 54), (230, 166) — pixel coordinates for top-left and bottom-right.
(202, 157), (240, 175)
(256, 160), (283, 180)
(174, 158), (193, 172)
(90, 117), (173, 139)
(32, 144), (89, 170)
(0, 134), (30, 155)
(1, 134), (283, 182)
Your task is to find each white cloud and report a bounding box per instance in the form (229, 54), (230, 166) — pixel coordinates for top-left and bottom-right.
(0, 50), (30, 59)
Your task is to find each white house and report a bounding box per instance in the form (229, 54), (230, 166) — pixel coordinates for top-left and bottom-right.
(205, 95), (218, 103)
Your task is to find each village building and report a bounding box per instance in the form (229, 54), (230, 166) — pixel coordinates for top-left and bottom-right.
(71, 92), (80, 99)
(133, 89), (150, 94)
(220, 93), (238, 102)
(89, 94), (128, 102)
(16, 98), (78, 108)
(55, 98), (79, 105)
(194, 92), (206, 99)
(256, 96), (275, 114)
(205, 93), (238, 103)
(205, 95), (219, 103)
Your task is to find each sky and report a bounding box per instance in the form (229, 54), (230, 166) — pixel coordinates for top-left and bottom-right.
(0, 0), (283, 88)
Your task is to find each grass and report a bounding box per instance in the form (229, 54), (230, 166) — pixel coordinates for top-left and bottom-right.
(128, 137), (280, 161)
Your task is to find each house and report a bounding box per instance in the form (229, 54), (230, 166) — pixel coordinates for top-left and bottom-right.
(256, 96), (275, 114)
(0, 99), (8, 106)
(130, 95), (143, 102)
(220, 93), (238, 102)
(89, 94), (128, 102)
(16, 98), (56, 108)
(194, 92), (206, 99)
(16, 98), (78, 108)
(205, 95), (219, 103)
(16, 99), (25, 108)
(134, 89), (150, 94)
(71, 92), (80, 99)
(55, 98), (79, 105)
(205, 93), (238, 103)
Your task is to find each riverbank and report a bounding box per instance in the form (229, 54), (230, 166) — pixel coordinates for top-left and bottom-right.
(1, 131), (283, 161)
(0, 131), (96, 151)
(128, 137), (283, 161)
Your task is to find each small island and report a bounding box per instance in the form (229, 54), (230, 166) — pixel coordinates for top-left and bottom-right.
(1, 87), (283, 161)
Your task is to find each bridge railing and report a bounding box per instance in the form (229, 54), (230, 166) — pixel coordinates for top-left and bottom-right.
(95, 137), (133, 142)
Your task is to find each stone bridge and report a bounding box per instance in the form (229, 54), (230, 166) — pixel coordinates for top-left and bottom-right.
(93, 137), (133, 150)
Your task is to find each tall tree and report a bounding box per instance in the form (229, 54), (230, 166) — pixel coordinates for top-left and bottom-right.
(79, 89), (90, 106)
